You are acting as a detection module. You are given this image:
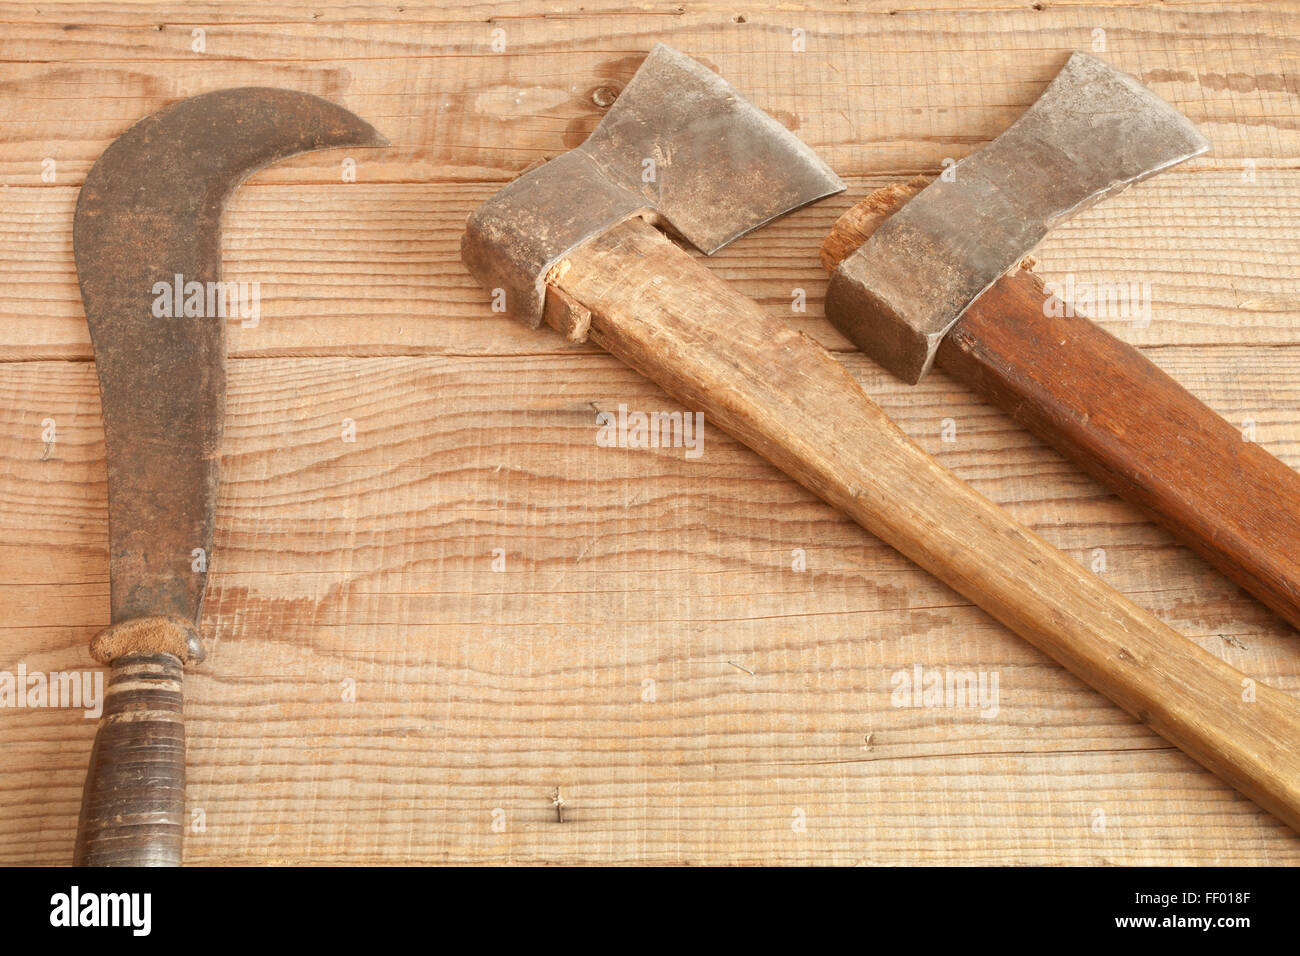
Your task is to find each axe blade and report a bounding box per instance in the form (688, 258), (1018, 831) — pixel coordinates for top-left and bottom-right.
(828, 52), (1210, 384)
(461, 43), (845, 328)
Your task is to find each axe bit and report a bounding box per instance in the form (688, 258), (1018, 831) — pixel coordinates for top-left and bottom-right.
(822, 53), (1300, 634)
(74, 89), (386, 865)
(463, 45), (1300, 831)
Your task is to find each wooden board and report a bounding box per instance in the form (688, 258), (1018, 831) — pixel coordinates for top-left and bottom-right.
(1, 0), (1298, 864)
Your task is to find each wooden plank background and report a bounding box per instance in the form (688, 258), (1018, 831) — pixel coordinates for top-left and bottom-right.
(2, 0), (1298, 864)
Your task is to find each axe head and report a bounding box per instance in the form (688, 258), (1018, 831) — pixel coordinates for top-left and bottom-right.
(826, 52), (1210, 385)
(462, 43), (845, 327)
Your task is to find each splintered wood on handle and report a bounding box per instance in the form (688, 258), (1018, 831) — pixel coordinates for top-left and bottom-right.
(549, 216), (1300, 832)
(824, 181), (1300, 634)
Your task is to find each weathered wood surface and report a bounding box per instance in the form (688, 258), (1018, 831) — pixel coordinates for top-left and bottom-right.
(2, 0), (1299, 864)
(558, 216), (1300, 830)
(824, 180), (1300, 633)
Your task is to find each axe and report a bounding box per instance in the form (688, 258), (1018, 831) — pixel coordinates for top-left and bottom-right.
(73, 88), (386, 865)
(463, 45), (1300, 830)
(822, 52), (1300, 634)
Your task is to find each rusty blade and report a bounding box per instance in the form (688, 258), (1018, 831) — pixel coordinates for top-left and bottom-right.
(75, 88), (386, 628)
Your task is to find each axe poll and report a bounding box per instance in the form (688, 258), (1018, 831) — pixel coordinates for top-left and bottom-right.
(74, 88), (386, 865)
(822, 52), (1300, 634)
(463, 45), (1300, 830)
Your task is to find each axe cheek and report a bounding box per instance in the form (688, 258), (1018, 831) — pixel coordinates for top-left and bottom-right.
(825, 260), (947, 386)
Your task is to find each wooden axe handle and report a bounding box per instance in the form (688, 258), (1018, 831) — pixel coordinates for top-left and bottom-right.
(74, 653), (186, 865)
(551, 216), (1300, 831)
(824, 181), (1300, 633)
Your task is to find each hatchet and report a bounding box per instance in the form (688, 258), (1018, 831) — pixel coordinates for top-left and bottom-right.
(73, 88), (386, 865)
(463, 45), (1300, 831)
(822, 52), (1300, 634)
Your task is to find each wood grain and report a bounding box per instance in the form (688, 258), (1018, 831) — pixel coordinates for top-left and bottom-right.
(3, 350), (1300, 863)
(823, 181), (1300, 633)
(2, 173), (1296, 362)
(554, 216), (1300, 832)
(2, 0), (1299, 864)
(0, 2), (1297, 177)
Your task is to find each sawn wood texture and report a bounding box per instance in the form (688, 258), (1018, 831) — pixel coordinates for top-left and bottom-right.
(1, 0), (1298, 864)
(555, 216), (1300, 831)
(823, 180), (1300, 633)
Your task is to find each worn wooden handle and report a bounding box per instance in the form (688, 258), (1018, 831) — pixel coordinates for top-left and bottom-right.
(823, 181), (1300, 632)
(74, 652), (186, 866)
(551, 216), (1300, 831)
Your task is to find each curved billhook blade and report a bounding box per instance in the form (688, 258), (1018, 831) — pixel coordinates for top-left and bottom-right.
(75, 88), (387, 629)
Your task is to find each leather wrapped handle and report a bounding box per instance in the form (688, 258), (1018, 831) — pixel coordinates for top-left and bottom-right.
(74, 652), (186, 866)
(822, 181), (1300, 633)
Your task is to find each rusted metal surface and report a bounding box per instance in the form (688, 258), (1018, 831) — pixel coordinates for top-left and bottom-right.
(826, 52), (1210, 384)
(76, 87), (386, 632)
(461, 43), (845, 328)
(73, 87), (386, 866)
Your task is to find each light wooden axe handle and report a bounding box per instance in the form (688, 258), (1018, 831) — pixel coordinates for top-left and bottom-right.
(550, 216), (1300, 831)
(823, 180), (1300, 633)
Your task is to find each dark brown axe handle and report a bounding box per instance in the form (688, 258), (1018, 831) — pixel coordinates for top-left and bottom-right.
(823, 181), (1300, 633)
(546, 216), (1300, 831)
